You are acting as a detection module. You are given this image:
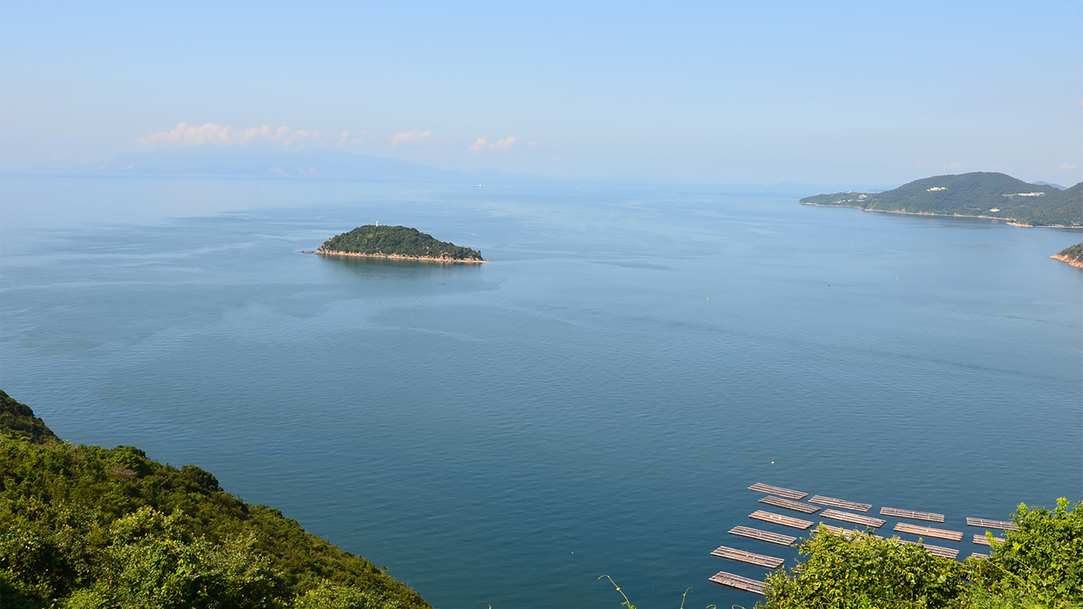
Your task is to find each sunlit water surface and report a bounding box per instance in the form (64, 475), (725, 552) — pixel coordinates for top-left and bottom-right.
(2, 176), (1080, 608)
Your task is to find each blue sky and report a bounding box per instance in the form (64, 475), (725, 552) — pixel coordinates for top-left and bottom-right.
(1, 1), (1080, 186)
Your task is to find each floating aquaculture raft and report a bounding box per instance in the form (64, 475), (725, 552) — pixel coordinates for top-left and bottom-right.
(820, 509), (886, 528)
(809, 495), (872, 512)
(880, 507), (945, 523)
(899, 539), (959, 559)
(710, 545), (785, 568)
(759, 495), (821, 514)
(966, 517), (1018, 531)
(728, 525), (796, 546)
(749, 510), (813, 530)
(709, 571), (766, 595)
(894, 522), (963, 542)
(972, 534), (1004, 547)
(748, 483), (807, 500)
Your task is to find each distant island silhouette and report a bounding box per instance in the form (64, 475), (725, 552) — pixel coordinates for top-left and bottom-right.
(314, 225), (486, 263)
(800, 172), (1081, 228)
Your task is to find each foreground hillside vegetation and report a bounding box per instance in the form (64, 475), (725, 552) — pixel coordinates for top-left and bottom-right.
(800, 172), (1082, 227)
(5, 390), (1079, 609)
(753, 500), (1083, 609)
(317, 225), (484, 261)
(0, 390), (431, 609)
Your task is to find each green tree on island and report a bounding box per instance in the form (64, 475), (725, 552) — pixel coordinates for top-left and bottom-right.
(317, 225), (484, 261)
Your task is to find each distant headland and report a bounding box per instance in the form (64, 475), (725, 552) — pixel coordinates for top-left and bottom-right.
(799, 172), (1082, 228)
(312, 225), (487, 263)
(1052, 243), (1083, 268)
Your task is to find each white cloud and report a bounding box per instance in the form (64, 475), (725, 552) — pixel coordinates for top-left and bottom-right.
(1059, 162), (1076, 171)
(390, 130), (433, 146)
(947, 161), (964, 170)
(491, 136), (516, 150)
(139, 122), (326, 147)
(468, 136), (516, 152)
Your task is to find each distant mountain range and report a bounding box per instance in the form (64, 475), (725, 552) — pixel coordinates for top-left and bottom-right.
(1034, 181), (1067, 190)
(800, 172), (1082, 227)
(13, 147), (523, 184)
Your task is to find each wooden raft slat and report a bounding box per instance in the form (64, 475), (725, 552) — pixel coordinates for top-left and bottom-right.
(711, 545), (785, 569)
(894, 522), (963, 542)
(809, 495), (872, 512)
(820, 509), (886, 528)
(759, 495), (821, 514)
(900, 539), (959, 559)
(973, 534), (1004, 547)
(750, 510), (814, 530)
(709, 571), (766, 596)
(816, 524), (882, 538)
(966, 517), (1018, 531)
(729, 525), (797, 546)
(880, 506), (945, 523)
(971, 552), (988, 559)
(748, 483), (807, 500)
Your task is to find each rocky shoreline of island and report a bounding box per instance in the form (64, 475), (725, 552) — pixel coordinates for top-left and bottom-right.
(795, 200), (1074, 228)
(1050, 253), (1083, 268)
(312, 224), (487, 263)
(306, 249), (488, 263)
(1050, 243), (1083, 268)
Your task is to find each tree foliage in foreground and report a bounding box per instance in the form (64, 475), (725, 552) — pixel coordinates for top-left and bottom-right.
(969, 498), (1083, 607)
(760, 527), (968, 609)
(0, 390), (430, 609)
(757, 500), (1083, 609)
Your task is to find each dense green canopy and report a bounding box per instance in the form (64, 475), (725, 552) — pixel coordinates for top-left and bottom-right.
(801, 173), (1082, 227)
(0, 390), (431, 609)
(318, 225), (483, 261)
(757, 500), (1082, 609)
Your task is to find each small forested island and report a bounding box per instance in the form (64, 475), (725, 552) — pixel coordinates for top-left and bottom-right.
(316, 225), (486, 262)
(0, 390), (431, 609)
(800, 172), (1082, 228)
(1052, 243), (1083, 268)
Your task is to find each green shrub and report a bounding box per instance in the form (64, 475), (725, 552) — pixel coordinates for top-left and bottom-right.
(969, 498), (1083, 608)
(760, 526), (968, 609)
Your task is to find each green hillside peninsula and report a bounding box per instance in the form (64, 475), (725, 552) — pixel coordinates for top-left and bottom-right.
(1052, 242), (1083, 268)
(800, 172), (1082, 227)
(0, 390), (431, 609)
(317, 225), (486, 262)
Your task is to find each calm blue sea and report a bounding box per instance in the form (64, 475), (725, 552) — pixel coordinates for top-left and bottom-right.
(2, 176), (1080, 608)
